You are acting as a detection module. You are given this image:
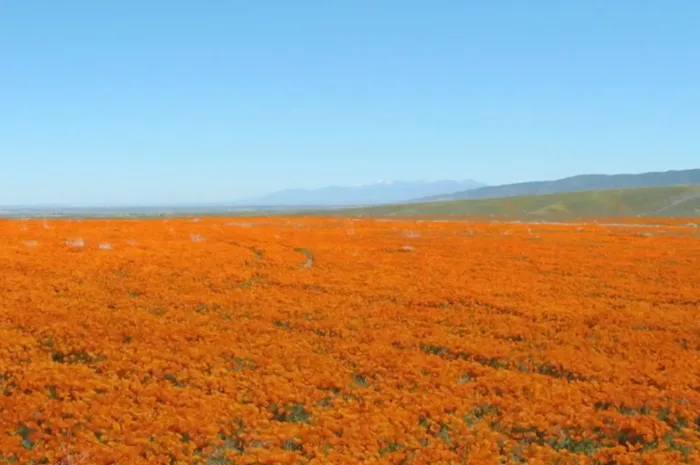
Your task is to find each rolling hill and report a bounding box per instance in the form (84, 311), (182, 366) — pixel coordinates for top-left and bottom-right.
(309, 185), (700, 219)
(418, 169), (700, 202)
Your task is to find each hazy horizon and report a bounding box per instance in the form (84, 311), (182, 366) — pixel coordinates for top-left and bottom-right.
(3, 168), (699, 209)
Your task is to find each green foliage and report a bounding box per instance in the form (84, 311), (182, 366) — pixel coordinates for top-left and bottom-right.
(269, 403), (311, 423)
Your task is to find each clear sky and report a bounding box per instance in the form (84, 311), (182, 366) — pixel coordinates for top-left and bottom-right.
(1, 1), (698, 206)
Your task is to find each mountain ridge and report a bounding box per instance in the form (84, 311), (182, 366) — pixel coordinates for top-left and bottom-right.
(238, 179), (485, 206)
(416, 169), (700, 202)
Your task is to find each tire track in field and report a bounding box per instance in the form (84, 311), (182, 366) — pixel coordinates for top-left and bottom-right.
(294, 247), (314, 269)
(230, 242), (265, 263)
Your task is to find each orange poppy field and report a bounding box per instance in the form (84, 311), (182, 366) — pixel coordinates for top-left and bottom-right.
(1, 217), (698, 465)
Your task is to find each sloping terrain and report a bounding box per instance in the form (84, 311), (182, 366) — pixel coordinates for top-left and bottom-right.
(319, 185), (700, 219)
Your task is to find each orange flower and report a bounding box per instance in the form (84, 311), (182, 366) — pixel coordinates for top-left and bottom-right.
(0, 217), (697, 463)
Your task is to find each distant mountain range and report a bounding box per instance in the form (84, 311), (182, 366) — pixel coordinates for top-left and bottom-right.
(238, 180), (485, 206)
(5, 169), (699, 216)
(416, 169), (700, 202)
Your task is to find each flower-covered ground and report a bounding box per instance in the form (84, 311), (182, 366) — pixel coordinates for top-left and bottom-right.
(1, 218), (698, 464)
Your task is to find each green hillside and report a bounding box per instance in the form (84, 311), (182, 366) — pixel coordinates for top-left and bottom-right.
(419, 168), (700, 202)
(310, 185), (700, 218)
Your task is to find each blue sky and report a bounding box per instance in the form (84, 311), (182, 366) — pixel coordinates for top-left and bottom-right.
(1, 1), (698, 206)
